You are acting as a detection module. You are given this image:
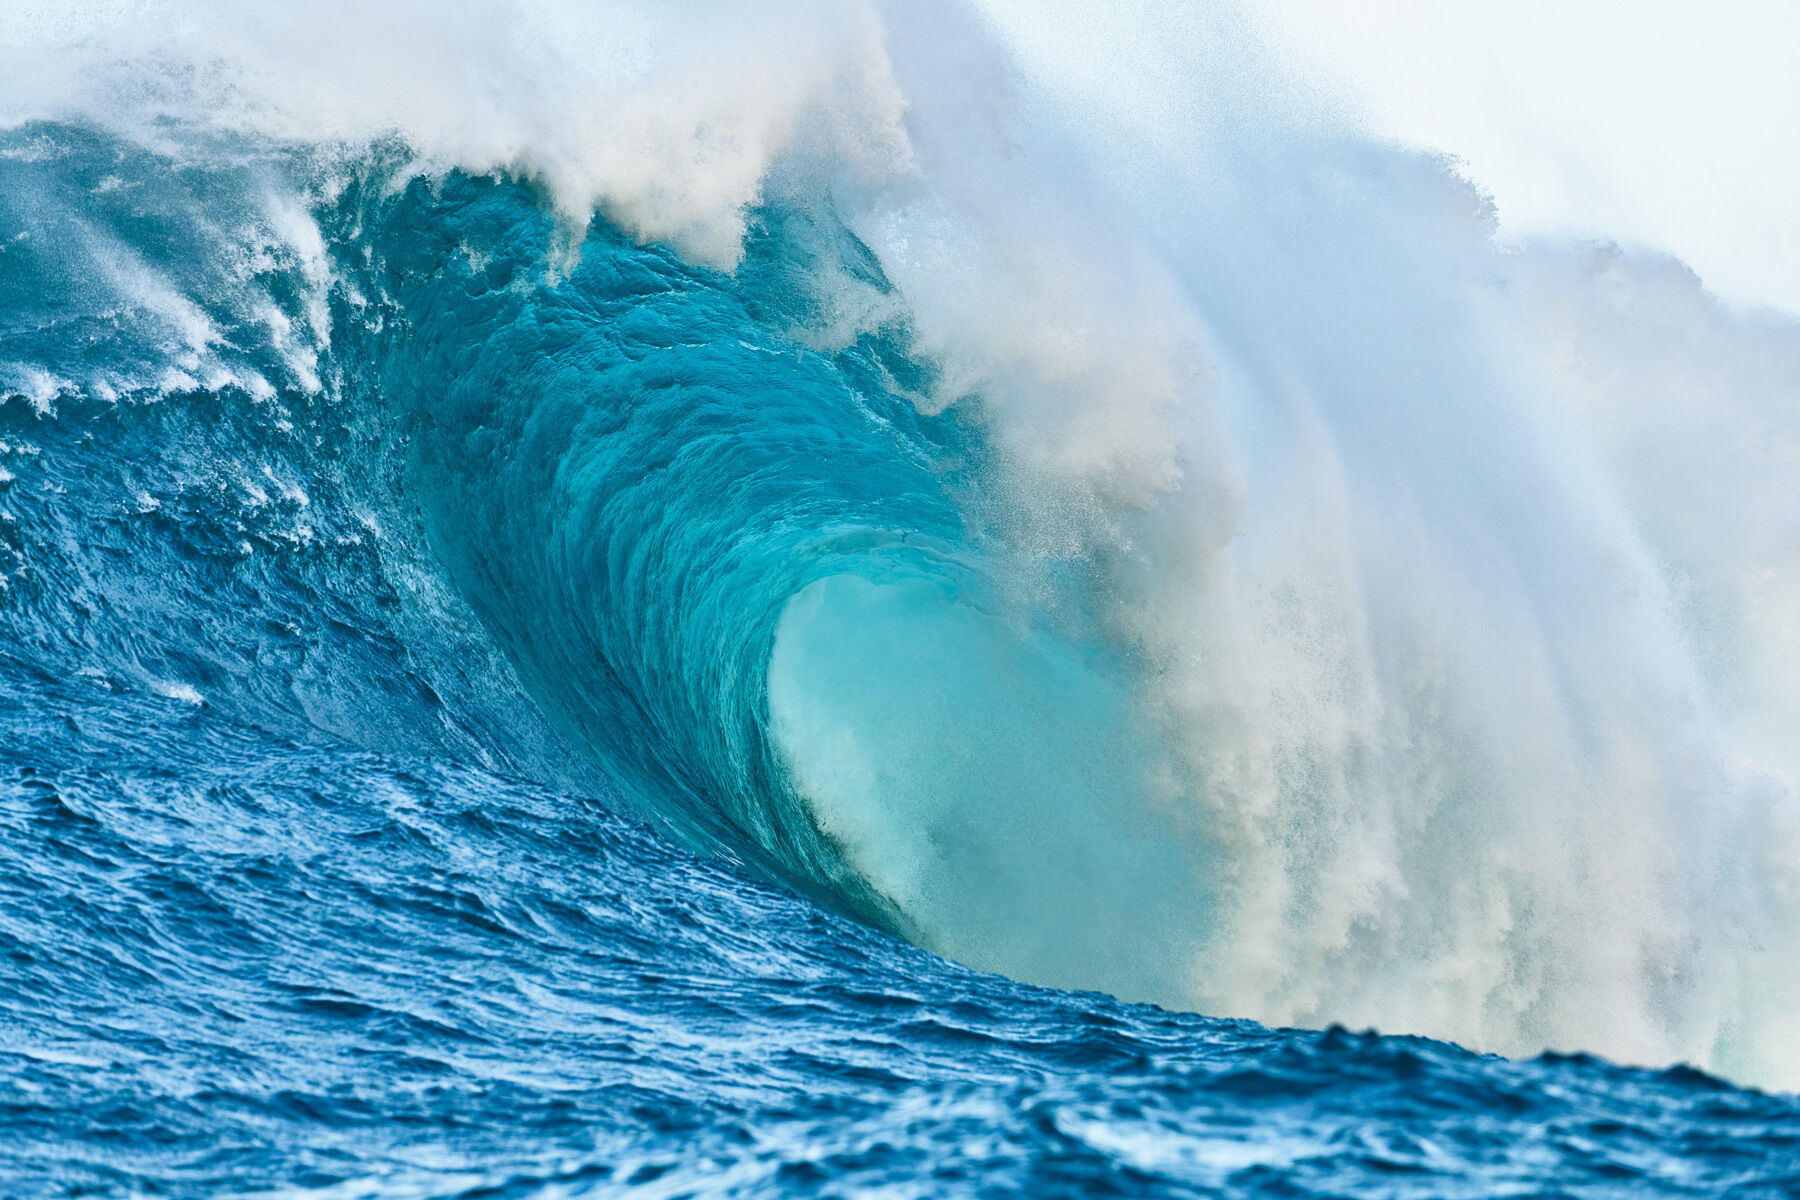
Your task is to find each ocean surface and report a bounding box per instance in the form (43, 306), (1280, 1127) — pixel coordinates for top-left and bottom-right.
(4, 3), (1800, 1195)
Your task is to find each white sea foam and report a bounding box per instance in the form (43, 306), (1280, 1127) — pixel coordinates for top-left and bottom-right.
(788, 2), (1800, 1089)
(0, 0), (913, 267)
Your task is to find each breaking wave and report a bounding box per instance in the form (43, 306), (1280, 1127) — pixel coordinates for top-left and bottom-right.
(4, 0), (1799, 1092)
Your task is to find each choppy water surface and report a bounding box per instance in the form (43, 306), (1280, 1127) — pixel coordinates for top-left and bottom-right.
(7, 671), (1800, 1197)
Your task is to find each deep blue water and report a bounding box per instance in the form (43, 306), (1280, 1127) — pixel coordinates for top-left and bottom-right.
(3, 121), (1799, 1198)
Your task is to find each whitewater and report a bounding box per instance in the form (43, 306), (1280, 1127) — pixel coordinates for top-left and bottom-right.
(2, 1), (1798, 1194)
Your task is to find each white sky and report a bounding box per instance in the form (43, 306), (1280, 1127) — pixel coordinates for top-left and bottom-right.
(1242, 0), (1800, 315)
(982, 0), (1800, 315)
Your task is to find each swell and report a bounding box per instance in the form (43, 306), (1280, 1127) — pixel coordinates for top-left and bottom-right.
(0, 128), (595, 788)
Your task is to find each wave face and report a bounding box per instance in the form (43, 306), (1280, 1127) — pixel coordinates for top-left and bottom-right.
(3, 2), (1800, 1192)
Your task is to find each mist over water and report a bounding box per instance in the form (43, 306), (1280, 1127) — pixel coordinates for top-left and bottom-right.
(4, 0), (1799, 1101)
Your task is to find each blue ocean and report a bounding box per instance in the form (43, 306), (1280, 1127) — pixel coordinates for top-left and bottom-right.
(4, 3), (1800, 1195)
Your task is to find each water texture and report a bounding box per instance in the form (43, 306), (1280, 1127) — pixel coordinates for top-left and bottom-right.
(3, 3), (1800, 1195)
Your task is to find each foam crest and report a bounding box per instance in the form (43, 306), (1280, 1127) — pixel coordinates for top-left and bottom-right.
(0, 0), (913, 266)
